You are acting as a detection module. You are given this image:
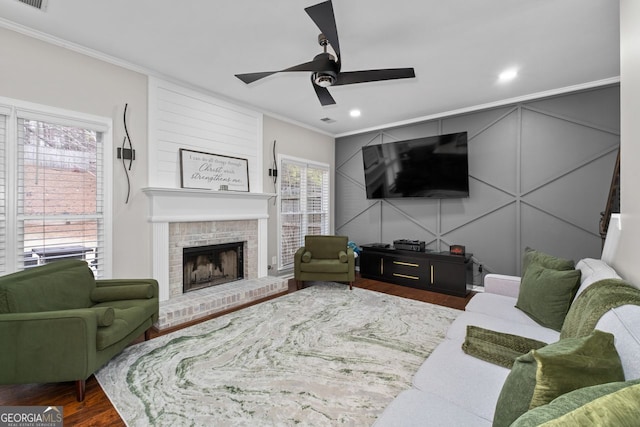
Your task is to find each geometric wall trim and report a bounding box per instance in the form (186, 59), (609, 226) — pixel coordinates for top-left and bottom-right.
(336, 85), (620, 276)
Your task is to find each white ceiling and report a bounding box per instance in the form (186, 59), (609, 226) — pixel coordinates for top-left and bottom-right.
(0, 0), (620, 136)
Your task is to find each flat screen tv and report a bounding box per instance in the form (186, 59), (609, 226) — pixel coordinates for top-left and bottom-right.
(362, 132), (469, 199)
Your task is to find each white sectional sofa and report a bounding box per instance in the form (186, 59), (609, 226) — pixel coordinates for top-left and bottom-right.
(373, 254), (640, 426)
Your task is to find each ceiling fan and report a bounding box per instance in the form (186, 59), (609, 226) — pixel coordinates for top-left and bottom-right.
(234, 0), (416, 106)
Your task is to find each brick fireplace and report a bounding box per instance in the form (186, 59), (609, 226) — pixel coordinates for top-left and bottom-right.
(169, 221), (256, 298)
(143, 188), (289, 330)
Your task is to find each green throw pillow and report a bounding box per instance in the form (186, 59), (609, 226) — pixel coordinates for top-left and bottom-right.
(515, 263), (581, 331)
(492, 330), (624, 427)
(522, 247), (575, 276)
(302, 251), (312, 263)
(511, 379), (640, 427)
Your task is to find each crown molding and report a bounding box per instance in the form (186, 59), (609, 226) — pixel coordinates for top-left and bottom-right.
(335, 76), (621, 139)
(0, 18), (618, 141)
(0, 18), (333, 139)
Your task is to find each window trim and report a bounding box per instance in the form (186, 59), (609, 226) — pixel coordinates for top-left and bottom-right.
(0, 96), (113, 276)
(276, 154), (330, 271)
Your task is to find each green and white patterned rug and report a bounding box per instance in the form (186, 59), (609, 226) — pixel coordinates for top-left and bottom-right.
(95, 283), (460, 426)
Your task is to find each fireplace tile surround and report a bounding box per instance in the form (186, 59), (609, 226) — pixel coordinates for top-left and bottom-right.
(143, 188), (289, 330)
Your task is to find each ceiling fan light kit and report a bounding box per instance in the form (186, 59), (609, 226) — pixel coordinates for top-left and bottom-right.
(235, 0), (415, 106)
(313, 72), (336, 87)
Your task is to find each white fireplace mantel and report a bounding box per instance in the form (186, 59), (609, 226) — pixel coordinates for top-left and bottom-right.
(142, 187), (275, 222)
(142, 187), (275, 301)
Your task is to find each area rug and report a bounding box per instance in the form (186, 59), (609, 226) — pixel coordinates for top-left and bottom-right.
(95, 283), (461, 426)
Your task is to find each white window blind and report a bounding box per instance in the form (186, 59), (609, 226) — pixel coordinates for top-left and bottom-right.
(16, 117), (105, 276)
(278, 157), (330, 269)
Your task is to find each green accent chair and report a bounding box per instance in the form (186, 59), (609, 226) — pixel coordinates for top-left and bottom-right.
(294, 235), (355, 290)
(0, 259), (159, 401)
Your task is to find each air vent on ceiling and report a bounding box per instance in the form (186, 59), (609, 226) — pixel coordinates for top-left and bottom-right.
(320, 117), (336, 124)
(17, 0), (48, 10)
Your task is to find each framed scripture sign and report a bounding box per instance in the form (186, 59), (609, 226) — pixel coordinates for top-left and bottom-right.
(179, 148), (250, 191)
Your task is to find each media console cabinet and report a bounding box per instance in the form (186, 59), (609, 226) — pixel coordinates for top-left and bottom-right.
(359, 244), (473, 297)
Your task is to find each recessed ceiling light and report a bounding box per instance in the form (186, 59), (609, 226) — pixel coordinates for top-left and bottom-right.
(498, 68), (518, 82)
(350, 109), (361, 118)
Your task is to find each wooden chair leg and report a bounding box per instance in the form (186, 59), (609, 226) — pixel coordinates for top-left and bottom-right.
(349, 282), (353, 290)
(296, 280), (303, 290)
(144, 328), (152, 341)
(76, 379), (86, 402)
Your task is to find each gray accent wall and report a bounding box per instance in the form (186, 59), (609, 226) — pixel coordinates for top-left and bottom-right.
(336, 85), (620, 276)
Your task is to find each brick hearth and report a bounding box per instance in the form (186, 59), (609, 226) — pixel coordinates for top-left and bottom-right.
(157, 275), (289, 330)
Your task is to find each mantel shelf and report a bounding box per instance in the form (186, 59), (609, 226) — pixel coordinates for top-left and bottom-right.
(142, 187), (275, 223)
(142, 187), (276, 200)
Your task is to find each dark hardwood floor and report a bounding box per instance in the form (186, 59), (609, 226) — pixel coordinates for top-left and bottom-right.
(0, 275), (474, 426)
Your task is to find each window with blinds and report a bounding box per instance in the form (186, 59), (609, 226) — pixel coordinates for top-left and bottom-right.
(278, 157), (330, 269)
(16, 117), (105, 276)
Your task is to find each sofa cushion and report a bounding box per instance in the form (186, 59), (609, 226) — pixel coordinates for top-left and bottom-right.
(466, 293), (542, 325)
(372, 388), (491, 427)
(301, 251), (312, 263)
(515, 263), (581, 331)
(413, 339), (510, 422)
(298, 259), (349, 274)
(510, 379), (640, 427)
(0, 260), (95, 313)
(96, 306), (149, 350)
(492, 330), (624, 427)
(522, 247), (574, 275)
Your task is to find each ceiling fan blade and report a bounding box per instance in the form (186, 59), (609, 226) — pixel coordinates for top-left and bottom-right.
(312, 82), (336, 106)
(236, 56), (335, 84)
(283, 55), (334, 73)
(305, 0), (341, 60)
(235, 71), (278, 84)
(334, 68), (416, 86)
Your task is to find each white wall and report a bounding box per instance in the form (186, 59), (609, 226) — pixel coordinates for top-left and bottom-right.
(262, 116), (335, 270)
(0, 27), (151, 278)
(0, 27), (336, 279)
(616, 0), (640, 284)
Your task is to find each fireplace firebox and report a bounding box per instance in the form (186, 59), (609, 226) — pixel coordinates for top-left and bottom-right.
(183, 242), (244, 293)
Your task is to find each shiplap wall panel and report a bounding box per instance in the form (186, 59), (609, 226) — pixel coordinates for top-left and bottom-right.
(148, 78), (263, 190)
